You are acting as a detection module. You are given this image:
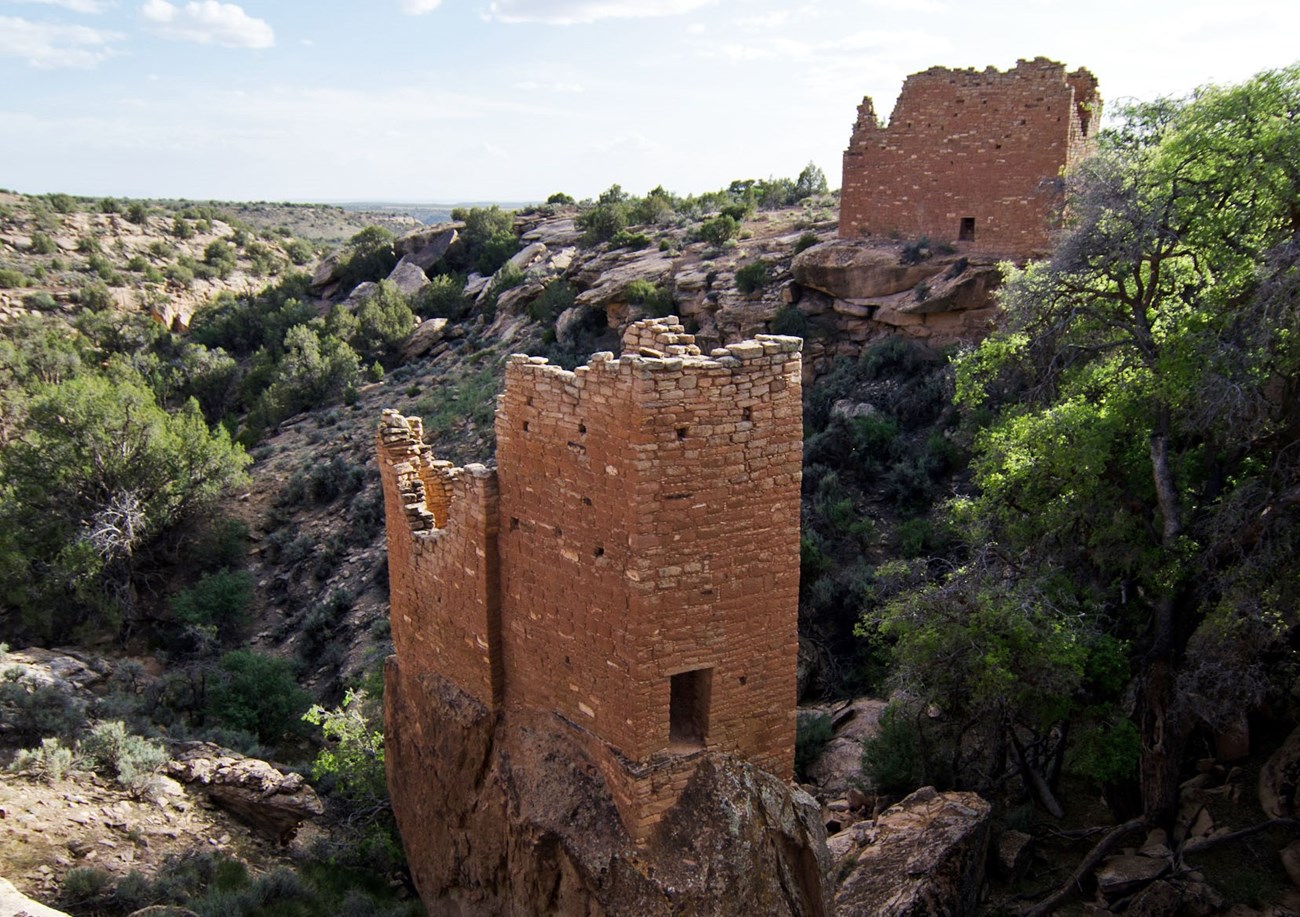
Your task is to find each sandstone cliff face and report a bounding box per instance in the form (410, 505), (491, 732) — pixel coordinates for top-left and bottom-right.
(384, 657), (830, 917)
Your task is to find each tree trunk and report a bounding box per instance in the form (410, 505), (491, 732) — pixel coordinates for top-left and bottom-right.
(1137, 652), (1182, 829)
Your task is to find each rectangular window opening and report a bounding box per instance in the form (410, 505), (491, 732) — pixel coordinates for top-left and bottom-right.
(669, 667), (712, 750)
(959, 217), (976, 242)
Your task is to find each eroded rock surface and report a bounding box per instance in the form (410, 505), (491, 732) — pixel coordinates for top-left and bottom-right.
(831, 786), (991, 916)
(384, 659), (830, 917)
(165, 743), (322, 843)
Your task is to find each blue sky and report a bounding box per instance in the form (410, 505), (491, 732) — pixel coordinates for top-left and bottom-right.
(2, 0), (1297, 203)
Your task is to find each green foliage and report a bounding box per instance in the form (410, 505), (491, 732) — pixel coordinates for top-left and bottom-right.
(253, 325), (361, 428)
(528, 279), (576, 324)
(203, 239), (238, 278)
(770, 304), (809, 338)
(1071, 715), (1140, 788)
(735, 260), (770, 295)
(794, 161), (829, 200)
(303, 689), (386, 802)
(29, 232), (57, 255)
(0, 369), (250, 639)
(283, 237), (314, 265)
(206, 650), (310, 743)
(697, 214), (739, 246)
(414, 273), (469, 320)
(546, 191), (575, 205)
(794, 713), (833, 781)
(335, 226), (397, 293)
(0, 268), (26, 288)
(623, 279), (673, 317)
(171, 215), (193, 239)
(78, 720), (167, 789)
(577, 201), (628, 247)
(46, 192), (76, 214)
(125, 201), (149, 225)
(452, 205), (518, 274)
(793, 232), (820, 255)
(353, 280), (415, 363)
(171, 570), (253, 640)
(861, 703), (923, 795)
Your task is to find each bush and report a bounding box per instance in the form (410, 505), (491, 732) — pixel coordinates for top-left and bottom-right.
(793, 232), (820, 255)
(698, 214), (739, 246)
(283, 238), (314, 265)
(172, 216), (193, 239)
(203, 239), (238, 278)
(22, 291), (58, 311)
(126, 202), (149, 224)
(861, 703), (923, 795)
(0, 268), (27, 288)
(546, 192), (575, 205)
(414, 274), (469, 319)
(623, 279), (673, 317)
(528, 279), (576, 324)
(46, 192), (76, 214)
(577, 203), (627, 247)
(206, 650), (311, 743)
(0, 678), (87, 742)
(794, 713), (833, 781)
(10, 737), (75, 783)
(770, 304), (809, 338)
(336, 226), (397, 293)
(735, 260), (770, 295)
(29, 232), (57, 255)
(78, 720), (167, 789)
(353, 281), (415, 362)
(171, 570), (253, 639)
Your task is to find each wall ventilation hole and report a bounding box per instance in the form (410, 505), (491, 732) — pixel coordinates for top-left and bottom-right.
(526, 396), (534, 406)
(676, 426), (688, 441)
(594, 546), (605, 557)
(578, 422), (587, 434)
(555, 526), (563, 538)
(581, 496), (592, 506)
(739, 675), (748, 686)
(523, 421), (530, 432)
(509, 517), (520, 531)
(742, 407), (753, 422)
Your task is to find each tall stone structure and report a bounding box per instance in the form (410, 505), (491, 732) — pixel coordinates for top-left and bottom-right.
(839, 57), (1101, 257)
(377, 317), (803, 842)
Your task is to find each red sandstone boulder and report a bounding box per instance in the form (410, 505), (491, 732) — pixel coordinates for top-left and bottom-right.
(384, 658), (830, 916)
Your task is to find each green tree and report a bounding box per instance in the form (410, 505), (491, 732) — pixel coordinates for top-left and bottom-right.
(794, 161), (829, 200)
(254, 325), (360, 426)
(0, 370), (250, 639)
(353, 280), (415, 363)
(335, 226), (397, 293)
(206, 650), (310, 743)
(948, 65), (1300, 826)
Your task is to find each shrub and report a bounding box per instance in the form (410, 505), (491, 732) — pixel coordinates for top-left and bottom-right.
(172, 216), (193, 239)
(0, 678), (87, 742)
(76, 282), (114, 311)
(353, 280), (415, 362)
(735, 260), (770, 295)
(29, 232), (57, 255)
(78, 720), (167, 789)
(414, 273), (469, 319)
(528, 279), (576, 324)
(0, 268), (26, 288)
(46, 192), (76, 214)
(577, 203), (627, 247)
(10, 737), (75, 783)
(861, 703), (923, 795)
(623, 279), (673, 317)
(283, 238), (314, 265)
(770, 304), (809, 338)
(793, 232), (820, 255)
(171, 570), (253, 639)
(335, 226), (397, 293)
(899, 236), (931, 265)
(23, 291), (57, 311)
(794, 713), (833, 781)
(203, 239), (238, 278)
(698, 214), (739, 246)
(546, 192), (575, 205)
(126, 202), (149, 224)
(206, 650), (311, 743)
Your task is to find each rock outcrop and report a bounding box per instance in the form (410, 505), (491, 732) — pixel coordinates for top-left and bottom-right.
(830, 786), (991, 916)
(0, 877), (70, 917)
(384, 660), (830, 916)
(165, 743), (323, 843)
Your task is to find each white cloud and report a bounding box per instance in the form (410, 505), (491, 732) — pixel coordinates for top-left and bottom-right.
(0, 15), (122, 67)
(10, 0), (113, 13)
(139, 0), (274, 48)
(487, 0), (714, 25)
(400, 0), (442, 12)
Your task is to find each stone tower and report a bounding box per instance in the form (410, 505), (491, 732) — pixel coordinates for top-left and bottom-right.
(839, 57), (1101, 257)
(377, 317), (803, 838)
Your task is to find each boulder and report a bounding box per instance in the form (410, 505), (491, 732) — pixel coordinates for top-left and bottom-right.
(396, 226), (458, 271)
(385, 659), (830, 916)
(832, 786), (992, 916)
(520, 217), (581, 248)
(402, 318), (449, 360)
(572, 248), (675, 309)
(996, 830), (1033, 877)
(803, 699), (887, 797)
(1095, 854), (1169, 898)
(792, 241), (937, 300)
(1260, 723), (1300, 818)
(0, 877), (70, 917)
(385, 259), (431, 298)
(165, 743), (323, 843)
(506, 241), (547, 273)
(342, 281), (378, 307)
(309, 250), (344, 290)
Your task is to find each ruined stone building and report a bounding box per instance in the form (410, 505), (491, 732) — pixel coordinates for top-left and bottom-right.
(377, 317), (804, 841)
(839, 57), (1101, 257)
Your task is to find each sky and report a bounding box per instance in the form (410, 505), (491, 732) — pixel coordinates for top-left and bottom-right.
(2, 0), (1298, 204)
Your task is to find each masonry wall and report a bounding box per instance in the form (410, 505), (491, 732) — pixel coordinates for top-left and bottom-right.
(377, 412), (502, 706)
(840, 57), (1101, 257)
(495, 320), (803, 775)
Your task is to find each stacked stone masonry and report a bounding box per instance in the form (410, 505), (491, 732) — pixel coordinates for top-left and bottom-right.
(840, 57), (1101, 257)
(377, 317), (804, 840)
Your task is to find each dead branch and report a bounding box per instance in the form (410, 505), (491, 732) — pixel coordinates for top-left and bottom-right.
(1022, 817), (1146, 917)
